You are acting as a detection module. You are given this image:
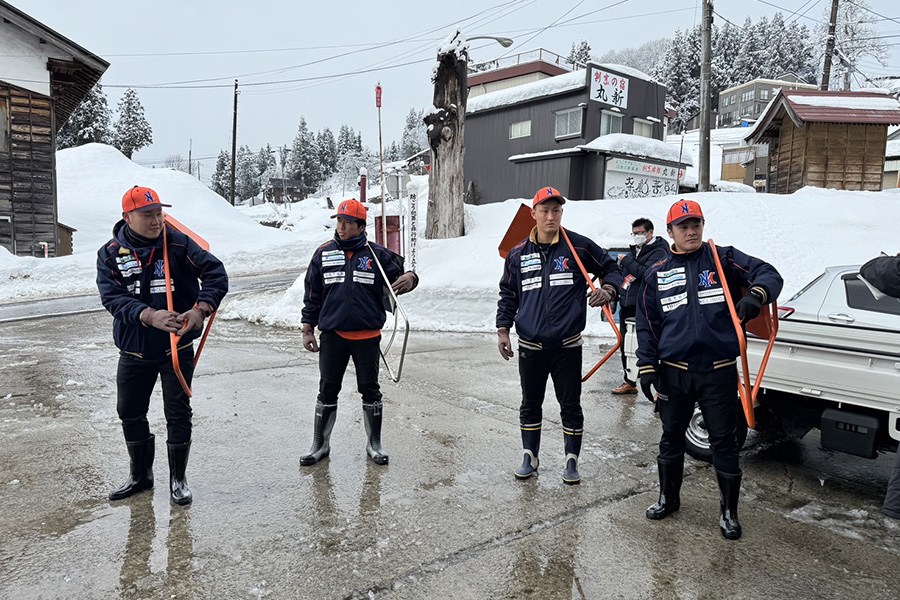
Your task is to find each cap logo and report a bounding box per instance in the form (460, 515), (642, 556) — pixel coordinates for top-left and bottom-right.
(144, 191), (155, 203)
(681, 203), (690, 214)
(341, 204), (348, 213)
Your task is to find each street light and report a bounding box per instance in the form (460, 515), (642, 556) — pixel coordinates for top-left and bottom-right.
(467, 35), (513, 48)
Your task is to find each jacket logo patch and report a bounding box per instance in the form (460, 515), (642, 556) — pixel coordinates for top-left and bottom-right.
(353, 270), (375, 284)
(660, 292), (688, 313)
(358, 257), (372, 271)
(520, 264), (541, 274)
(154, 260), (165, 278)
(698, 270), (717, 287)
(549, 272), (574, 286)
(657, 273), (685, 284)
(324, 272), (345, 285)
(522, 276), (542, 291)
(658, 279), (686, 291)
(553, 256), (569, 272)
(657, 267), (684, 278)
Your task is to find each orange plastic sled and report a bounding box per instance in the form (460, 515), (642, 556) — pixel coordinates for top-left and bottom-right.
(498, 204), (621, 382)
(162, 213), (217, 398)
(708, 239), (779, 430)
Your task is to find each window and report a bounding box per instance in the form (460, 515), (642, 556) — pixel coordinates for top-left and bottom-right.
(722, 96), (729, 107)
(845, 275), (900, 316)
(555, 108), (583, 139)
(0, 98), (8, 152)
(759, 89), (769, 101)
(509, 120), (531, 139)
(730, 94), (736, 104)
(600, 111), (622, 136)
(633, 118), (653, 138)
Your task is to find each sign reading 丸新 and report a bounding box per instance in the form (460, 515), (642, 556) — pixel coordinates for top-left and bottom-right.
(604, 157), (683, 199)
(590, 68), (629, 109)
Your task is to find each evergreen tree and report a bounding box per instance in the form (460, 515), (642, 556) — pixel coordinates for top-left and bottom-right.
(317, 128), (339, 177)
(386, 141), (401, 162)
(289, 117), (323, 192)
(57, 83), (113, 150)
(400, 108), (427, 158)
(597, 38), (668, 76)
(337, 125), (356, 155)
(210, 150), (232, 200)
(112, 88), (152, 159)
(235, 145), (260, 202)
(566, 40), (593, 67)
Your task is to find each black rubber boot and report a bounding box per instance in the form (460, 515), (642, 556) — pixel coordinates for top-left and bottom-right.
(362, 403), (389, 465)
(646, 456), (684, 520)
(562, 427), (582, 485)
(109, 435), (155, 501)
(716, 469), (742, 540)
(299, 402), (337, 466)
(514, 424), (541, 480)
(167, 441), (192, 506)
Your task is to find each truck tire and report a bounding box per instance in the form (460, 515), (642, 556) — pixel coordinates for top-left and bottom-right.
(684, 402), (748, 463)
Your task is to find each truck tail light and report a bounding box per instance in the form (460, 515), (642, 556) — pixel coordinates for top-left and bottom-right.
(777, 306), (795, 319)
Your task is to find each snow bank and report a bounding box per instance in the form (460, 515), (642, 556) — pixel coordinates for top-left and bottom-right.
(581, 133), (693, 165)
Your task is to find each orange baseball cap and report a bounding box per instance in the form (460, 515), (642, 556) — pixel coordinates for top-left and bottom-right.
(532, 186), (566, 208)
(122, 186), (171, 213)
(667, 199), (704, 226)
(331, 199), (367, 221)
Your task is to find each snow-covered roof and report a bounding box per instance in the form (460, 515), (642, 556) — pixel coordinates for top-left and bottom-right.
(596, 63), (659, 84)
(580, 133), (693, 165)
(508, 148), (582, 162)
(671, 127), (756, 148)
(887, 139), (900, 159)
(466, 69), (585, 114)
(785, 94), (900, 111)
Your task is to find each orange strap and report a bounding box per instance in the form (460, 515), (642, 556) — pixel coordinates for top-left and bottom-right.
(559, 228), (622, 382)
(708, 239), (779, 430)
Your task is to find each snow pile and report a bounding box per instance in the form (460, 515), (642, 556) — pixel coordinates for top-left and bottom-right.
(467, 70), (585, 114)
(786, 94), (900, 111)
(580, 133), (693, 165)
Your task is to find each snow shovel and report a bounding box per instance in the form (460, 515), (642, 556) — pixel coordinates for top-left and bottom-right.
(497, 204), (621, 381)
(708, 239), (779, 430)
(366, 241), (410, 383)
(162, 213), (218, 399)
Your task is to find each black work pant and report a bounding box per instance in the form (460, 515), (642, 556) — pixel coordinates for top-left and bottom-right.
(657, 364), (740, 474)
(518, 345), (583, 431)
(317, 331), (382, 406)
(116, 349), (194, 445)
(618, 305), (636, 385)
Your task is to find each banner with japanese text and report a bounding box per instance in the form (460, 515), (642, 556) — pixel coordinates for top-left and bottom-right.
(590, 68), (629, 109)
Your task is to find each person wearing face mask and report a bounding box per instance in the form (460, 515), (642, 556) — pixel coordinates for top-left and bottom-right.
(611, 218), (669, 395)
(299, 199), (418, 468)
(636, 199), (782, 540)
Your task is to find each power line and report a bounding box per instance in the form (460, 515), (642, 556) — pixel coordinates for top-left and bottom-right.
(754, 0), (828, 25)
(844, 0), (900, 29)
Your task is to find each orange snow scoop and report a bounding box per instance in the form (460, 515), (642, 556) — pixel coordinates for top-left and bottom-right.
(497, 204), (621, 382)
(708, 239), (778, 430)
(162, 213), (217, 398)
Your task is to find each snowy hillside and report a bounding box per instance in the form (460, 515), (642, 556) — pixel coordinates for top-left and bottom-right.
(2, 143), (899, 338)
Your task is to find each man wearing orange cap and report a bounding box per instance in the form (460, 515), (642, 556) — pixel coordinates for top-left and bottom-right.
(497, 187), (623, 485)
(97, 186), (228, 505)
(299, 199), (417, 467)
(636, 199), (782, 540)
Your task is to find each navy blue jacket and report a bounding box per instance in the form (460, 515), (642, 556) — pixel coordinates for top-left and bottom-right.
(97, 221), (229, 359)
(301, 237), (404, 332)
(860, 256), (900, 298)
(497, 228), (623, 350)
(636, 242), (782, 373)
(619, 236), (670, 308)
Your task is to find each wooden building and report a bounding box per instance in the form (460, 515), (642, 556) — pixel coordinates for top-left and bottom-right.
(264, 178), (308, 203)
(746, 90), (900, 194)
(0, 1), (108, 256)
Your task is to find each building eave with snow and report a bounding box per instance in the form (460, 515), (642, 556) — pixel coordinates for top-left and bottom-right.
(0, 0), (109, 256)
(464, 60), (681, 203)
(746, 89), (900, 194)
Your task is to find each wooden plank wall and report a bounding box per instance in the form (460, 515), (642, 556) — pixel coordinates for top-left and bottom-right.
(0, 82), (57, 257)
(804, 123), (886, 192)
(773, 122), (808, 193)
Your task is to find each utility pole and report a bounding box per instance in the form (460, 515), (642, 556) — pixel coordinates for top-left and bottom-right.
(188, 138), (192, 176)
(230, 79), (239, 206)
(699, 0), (713, 192)
(821, 0), (840, 91)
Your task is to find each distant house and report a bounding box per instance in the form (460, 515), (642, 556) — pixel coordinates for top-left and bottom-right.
(885, 139), (900, 190)
(464, 60), (681, 204)
(264, 178), (308, 203)
(718, 74), (817, 129)
(0, 1), (108, 256)
(746, 89), (900, 194)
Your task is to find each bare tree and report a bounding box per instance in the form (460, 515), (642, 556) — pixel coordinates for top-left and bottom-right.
(163, 154), (188, 172)
(424, 31), (468, 240)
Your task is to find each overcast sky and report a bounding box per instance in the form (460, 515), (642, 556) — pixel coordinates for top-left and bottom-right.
(10, 0), (900, 180)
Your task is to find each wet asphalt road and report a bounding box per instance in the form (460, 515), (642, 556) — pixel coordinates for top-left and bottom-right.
(1, 308), (899, 600)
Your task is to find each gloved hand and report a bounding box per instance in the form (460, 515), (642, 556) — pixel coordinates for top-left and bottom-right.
(736, 288), (765, 324)
(497, 329), (514, 361)
(639, 368), (659, 403)
(588, 284), (617, 307)
(302, 325), (319, 353)
(391, 272), (418, 295)
(143, 309), (180, 333)
(176, 307), (206, 337)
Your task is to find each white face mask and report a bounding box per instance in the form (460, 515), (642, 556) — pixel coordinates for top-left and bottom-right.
(632, 233), (649, 246)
